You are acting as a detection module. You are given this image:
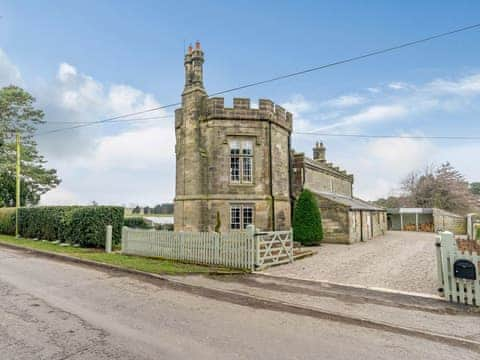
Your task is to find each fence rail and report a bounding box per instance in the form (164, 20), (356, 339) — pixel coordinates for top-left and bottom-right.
(436, 231), (480, 306)
(121, 226), (293, 271)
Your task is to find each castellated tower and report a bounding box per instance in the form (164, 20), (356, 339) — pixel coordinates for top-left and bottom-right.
(174, 42), (292, 232)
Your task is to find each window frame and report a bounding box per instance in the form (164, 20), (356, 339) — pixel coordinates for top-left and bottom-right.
(229, 138), (254, 184)
(230, 204), (255, 230)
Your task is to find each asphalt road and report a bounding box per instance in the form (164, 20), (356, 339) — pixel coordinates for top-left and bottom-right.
(0, 247), (477, 360)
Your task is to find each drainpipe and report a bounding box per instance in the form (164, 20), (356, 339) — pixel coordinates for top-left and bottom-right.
(360, 210), (364, 242)
(269, 121), (275, 231)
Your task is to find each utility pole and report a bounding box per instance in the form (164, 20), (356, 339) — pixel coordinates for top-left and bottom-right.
(15, 132), (20, 238)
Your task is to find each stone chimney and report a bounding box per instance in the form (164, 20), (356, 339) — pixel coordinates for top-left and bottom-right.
(183, 41), (205, 92)
(313, 142), (326, 162)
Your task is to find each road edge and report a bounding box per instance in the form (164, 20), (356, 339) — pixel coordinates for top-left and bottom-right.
(0, 241), (479, 352)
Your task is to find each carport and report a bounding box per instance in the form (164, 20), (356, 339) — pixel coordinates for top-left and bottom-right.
(387, 208), (433, 232)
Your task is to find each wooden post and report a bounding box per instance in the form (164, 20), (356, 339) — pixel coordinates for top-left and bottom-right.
(246, 224), (256, 271)
(435, 235), (444, 297)
(105, 225), (112, 253)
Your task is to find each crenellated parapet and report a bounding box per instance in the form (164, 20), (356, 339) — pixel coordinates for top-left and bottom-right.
(204, 97), (293, 132)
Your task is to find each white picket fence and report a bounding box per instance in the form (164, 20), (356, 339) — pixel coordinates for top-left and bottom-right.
(436, 231), (480, 306)
(121, 226), (293, 270)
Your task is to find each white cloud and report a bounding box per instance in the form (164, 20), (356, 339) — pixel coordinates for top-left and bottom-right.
(388, 82), (410, 90)
(324, 94), (365, 108)
(314, 104), (407, 131)
(281, 94), (312, 116)
(0, 49), (22, 86)
(57, 63), (77, 82)
(19, 57), (174, 205)
(40, 188), (80, 205)
(427, 73), (480, 96)
(87, 125), (175, 171)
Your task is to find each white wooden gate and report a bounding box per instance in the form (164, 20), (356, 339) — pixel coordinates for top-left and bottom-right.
(436, 231), (480, 306)
(254, 230), (294, 270)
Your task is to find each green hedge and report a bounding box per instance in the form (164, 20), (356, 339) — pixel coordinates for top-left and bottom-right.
(16, 206), (124, 248)
(477, 226), (480, 240)
(18, 206), (77, 241)
(68, 206), (124, 247)
(0, 208), (16, 236)
(124, 216), (151, 229)
(293, 189), (323, 246)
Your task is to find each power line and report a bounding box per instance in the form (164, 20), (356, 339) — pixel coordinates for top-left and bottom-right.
(294, 131), (480, 140)
(37, 22), (480, 136)
(41, 114), (174, 125)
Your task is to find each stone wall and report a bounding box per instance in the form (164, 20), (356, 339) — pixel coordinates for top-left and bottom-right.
(349, 210), (387, 243)
(314, 195), (350, 244)
(292, 153), (353, 198)
(433, 209), (467, 235)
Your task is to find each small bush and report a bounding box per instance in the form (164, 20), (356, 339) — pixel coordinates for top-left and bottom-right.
(0, 208), (16, 235)
(476, 226), (480, 240)
(124, 216), (151, 229)
(293, 189), (323, 246)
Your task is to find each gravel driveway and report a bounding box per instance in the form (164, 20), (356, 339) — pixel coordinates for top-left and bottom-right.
(267, 231), (438, 295)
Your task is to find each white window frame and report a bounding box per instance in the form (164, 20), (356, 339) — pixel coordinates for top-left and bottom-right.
(230, 204), (254, 230)
(229, 139), (253, 184)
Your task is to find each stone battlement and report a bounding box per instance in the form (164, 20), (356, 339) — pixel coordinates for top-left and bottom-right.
(204, 97), (292, 131)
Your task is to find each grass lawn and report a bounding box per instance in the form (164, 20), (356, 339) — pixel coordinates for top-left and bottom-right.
(0, 235), (239, 275)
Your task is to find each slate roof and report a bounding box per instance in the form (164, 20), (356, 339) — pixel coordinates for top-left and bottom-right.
(314, 191), (386, 211)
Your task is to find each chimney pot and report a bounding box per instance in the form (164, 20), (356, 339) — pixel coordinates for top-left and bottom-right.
(313, 141), (326, 162)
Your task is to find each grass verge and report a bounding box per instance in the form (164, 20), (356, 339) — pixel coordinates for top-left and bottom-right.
(0, 235), (240, 275)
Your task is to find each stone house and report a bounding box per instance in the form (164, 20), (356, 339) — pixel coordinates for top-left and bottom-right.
(292, 143), (387, 244)
(174, 42), (292, 232)
(174, 43), (386, 241)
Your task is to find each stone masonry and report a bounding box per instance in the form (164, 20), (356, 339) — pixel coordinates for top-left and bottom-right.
(174, 42), (292, 232)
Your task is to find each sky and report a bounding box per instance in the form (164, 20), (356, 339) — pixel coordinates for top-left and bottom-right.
(1, 1), (480, 206)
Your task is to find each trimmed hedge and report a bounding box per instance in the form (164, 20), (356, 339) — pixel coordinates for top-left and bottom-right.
(124, 216), (151, 229)
(293, 189), (323, 246)
(69, 206), (124, 247)
(0, 208), (16, 236)
(18, 206), (77, 241)
(16, 206), (124, 248)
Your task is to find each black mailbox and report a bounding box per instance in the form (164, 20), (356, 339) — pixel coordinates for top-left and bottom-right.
(454, 260), (476, 280)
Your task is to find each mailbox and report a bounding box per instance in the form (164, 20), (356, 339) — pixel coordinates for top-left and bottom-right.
(454, 260), (476, 280)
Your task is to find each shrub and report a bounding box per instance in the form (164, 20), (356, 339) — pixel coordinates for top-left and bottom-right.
(124, 216), (151, 229)
(16, 206), (124, 247)
(214, 211), (221, 233)
(0, 208), (16, 235)
(68, 206), (124, 247)
(293, 189), (323, 246)
(18, 206), (77, 241)
(476, 226), (480, 241)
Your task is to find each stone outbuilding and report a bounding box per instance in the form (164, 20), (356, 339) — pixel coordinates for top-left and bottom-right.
(292, 143), (387, 244)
